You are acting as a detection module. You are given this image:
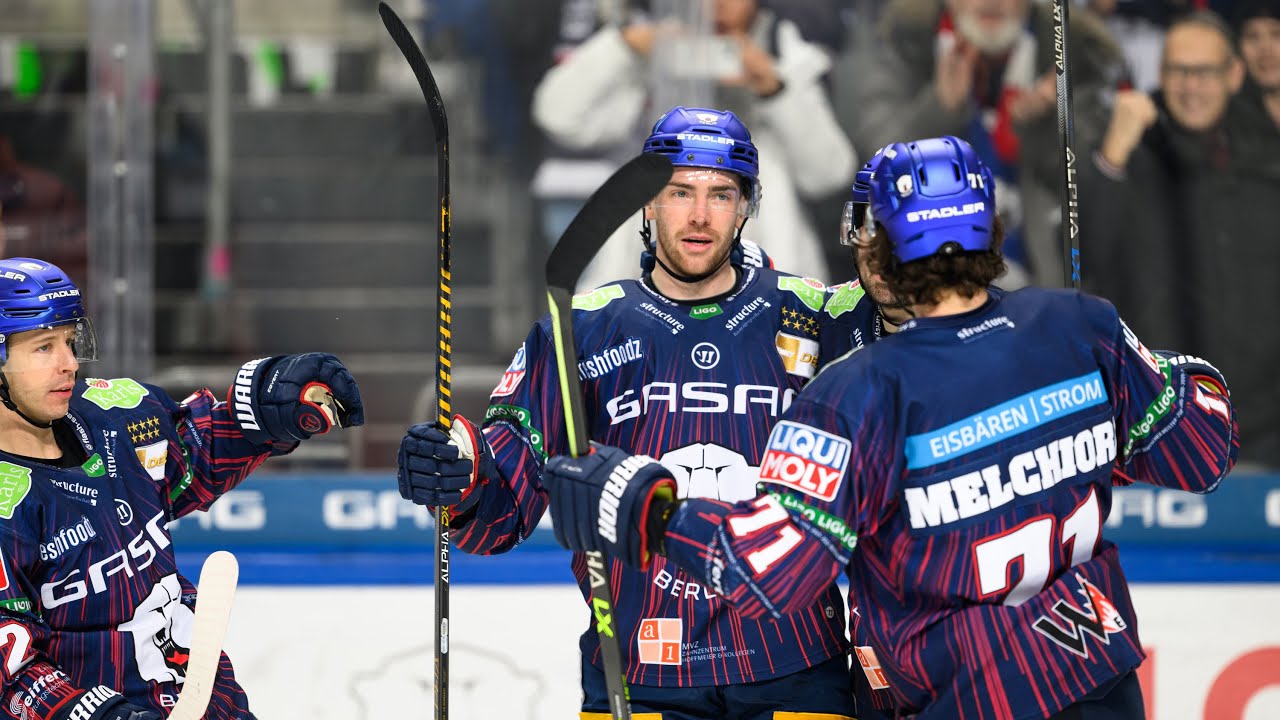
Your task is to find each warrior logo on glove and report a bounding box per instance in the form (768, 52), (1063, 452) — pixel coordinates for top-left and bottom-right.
(229, 353), (364, 446)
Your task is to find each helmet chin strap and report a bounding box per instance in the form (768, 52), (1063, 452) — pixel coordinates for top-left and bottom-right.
(0, 372), (54, 429)
(641, 217), (750, 285)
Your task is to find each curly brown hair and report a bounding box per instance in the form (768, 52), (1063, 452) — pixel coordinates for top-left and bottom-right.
(864, 215), (1008, 307)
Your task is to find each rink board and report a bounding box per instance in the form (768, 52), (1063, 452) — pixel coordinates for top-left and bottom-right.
(170, 473), (1280, 719)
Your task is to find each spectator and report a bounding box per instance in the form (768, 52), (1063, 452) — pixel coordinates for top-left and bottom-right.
(1081, 11), (1280, 469)
(531, 0), (855, 286)
(845, 0), (1123, 288)
(1234, 0), (1280, 129)
(1088, 0), (1171, 92)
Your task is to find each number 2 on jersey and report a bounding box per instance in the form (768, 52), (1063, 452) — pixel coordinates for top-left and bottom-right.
(973, 486), (1102, 606)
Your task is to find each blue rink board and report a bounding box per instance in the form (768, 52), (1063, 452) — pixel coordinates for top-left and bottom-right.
(172, 472), (1280, 586)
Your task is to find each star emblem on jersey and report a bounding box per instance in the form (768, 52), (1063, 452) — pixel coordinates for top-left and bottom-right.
(128, 416), (163, 444)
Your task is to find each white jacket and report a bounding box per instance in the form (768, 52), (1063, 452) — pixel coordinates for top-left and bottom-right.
(532, 17), (856, 288)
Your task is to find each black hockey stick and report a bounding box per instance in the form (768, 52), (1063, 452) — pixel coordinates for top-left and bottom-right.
(1051, 0), (1081, 289)
(545, 153), (673, 720)
(377, 4), (453, 719)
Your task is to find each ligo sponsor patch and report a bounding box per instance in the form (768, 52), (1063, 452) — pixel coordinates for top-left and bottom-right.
(759, 421), (850, 502)
(135, 440), (168, 481)
(0, 463), (32, 520)
(491, 343), (527, 397)
(775, 332), (819, 378)
(82, 378), (149, 410)
(637, 618), (682, 666)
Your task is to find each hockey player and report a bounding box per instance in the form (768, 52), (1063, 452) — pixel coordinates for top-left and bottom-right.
(0, 258), (363, 720)
(820, 157), (913, 365)
(542, 136), (1239, 719)
(397, 106), (857, 719)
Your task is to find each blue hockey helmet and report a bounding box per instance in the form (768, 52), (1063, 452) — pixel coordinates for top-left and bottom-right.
(642, 106), (761, 218)
(0, 258), (96, 366)
(866, 136), (996, 263)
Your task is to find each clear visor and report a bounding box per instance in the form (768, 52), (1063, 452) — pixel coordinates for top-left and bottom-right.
(651, 170), (760, 218)
(0, 317), (98, 368)
(839, 201), (872, 247)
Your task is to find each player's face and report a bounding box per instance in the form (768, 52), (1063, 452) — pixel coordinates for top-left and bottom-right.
(853, 225), (895, 306)
(648, 168), (747, 281)
(1240, 17), (1280, 92)
(1161, 24), (1244, 132)
(2, 327), (79, 423)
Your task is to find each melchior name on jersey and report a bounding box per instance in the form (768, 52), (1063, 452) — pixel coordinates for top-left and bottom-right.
(905, 419), (1117, 529)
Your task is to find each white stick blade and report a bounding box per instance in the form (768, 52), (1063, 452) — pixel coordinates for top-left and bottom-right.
(169, 551), (240, 720)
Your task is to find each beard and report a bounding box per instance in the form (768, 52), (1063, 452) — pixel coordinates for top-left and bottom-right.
(954, 13), (1026, 54)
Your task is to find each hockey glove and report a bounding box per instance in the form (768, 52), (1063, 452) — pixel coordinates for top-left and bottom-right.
(229, 353), (365, 446)
(397, 414), (497, 513)
(51, 687), (161, 720)
(543, 443), (677, 570)
(1153, 350), (1230, 397)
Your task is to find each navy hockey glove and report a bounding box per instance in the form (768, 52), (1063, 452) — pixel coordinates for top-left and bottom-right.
(397, 414), (496, 513)
(229, 353), (365, 445)
(543, 443), (677, 570)
(1153, 350), (1230, 397)
(51, 687), (161, 720)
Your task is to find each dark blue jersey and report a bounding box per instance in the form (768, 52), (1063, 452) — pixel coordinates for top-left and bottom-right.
(461, 266), (848, 687)
(819, 279), (881, 365)
(0, 378), (286, 720)
(664, 288), (1238, 718)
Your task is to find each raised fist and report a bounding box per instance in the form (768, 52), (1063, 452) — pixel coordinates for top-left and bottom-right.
(229, 353), (365, 445)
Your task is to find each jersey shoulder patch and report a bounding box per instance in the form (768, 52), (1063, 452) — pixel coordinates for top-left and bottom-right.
(776, 276), (827, 312)
(824, 280), (868, 319)
(81, 378), (150, 410)
(571, 284), (626, 312)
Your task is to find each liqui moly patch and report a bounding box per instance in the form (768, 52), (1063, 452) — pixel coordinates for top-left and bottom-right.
(759, 421), (851, 502)
(492, 343), (527, 397)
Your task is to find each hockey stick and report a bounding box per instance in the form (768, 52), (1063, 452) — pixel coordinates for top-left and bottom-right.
(169, 551), (239, 720)
(545, 153), (673, 720)
(1051, 0), (1081, 289)
(377, 5), (454, 719)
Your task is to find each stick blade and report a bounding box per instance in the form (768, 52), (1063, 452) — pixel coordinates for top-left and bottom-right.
(168, 551), (240, 720)
(377, 1), (448, 139)
(545, 154), (672, 292)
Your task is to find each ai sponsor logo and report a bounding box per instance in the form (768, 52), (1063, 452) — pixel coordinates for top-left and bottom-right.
(492, 343), (527, 397)
(691, 342), (719, 370)
(637, 617), (683, 665)
(759, 421), (851, 501)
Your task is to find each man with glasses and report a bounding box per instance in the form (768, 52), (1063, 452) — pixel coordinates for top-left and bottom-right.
(1082, 10), (1280, 469)
(396, 106), (857, 718)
